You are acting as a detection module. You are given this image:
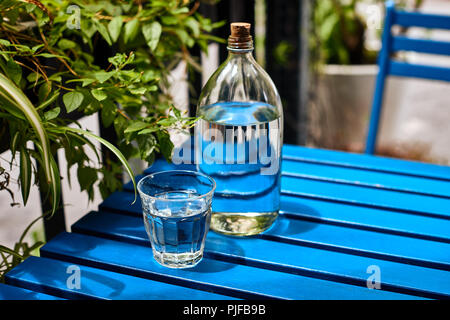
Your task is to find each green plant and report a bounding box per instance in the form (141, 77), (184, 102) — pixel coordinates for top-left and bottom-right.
(0, 0), (223, 281)
(311, 0), (423, 66)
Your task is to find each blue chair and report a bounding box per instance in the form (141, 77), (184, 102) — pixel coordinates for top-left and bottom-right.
(365, 1), (450, 154)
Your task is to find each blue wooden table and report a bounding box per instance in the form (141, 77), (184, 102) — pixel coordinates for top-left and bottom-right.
(3, 145), (450, 300)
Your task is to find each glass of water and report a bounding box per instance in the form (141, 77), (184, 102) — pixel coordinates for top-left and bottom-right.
(137, 170), (216, 268)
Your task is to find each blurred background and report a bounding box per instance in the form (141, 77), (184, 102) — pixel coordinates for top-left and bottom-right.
(1, 0), (449, 252)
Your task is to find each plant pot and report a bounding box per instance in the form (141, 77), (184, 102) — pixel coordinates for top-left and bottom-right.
(310, 64), (404, 152)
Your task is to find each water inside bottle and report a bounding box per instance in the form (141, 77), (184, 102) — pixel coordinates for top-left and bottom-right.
(195, 101), (282, 235)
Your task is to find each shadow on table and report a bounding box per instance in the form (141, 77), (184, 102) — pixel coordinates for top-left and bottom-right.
(182, 235), (245, 274)
(266, 201), (322, 236)
(186, 201), (323, 273)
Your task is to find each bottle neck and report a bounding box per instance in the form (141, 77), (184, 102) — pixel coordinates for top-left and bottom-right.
(227, 47), (254, 57)
(227, 33), (253, 53)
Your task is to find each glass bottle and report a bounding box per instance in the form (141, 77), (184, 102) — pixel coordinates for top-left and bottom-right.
(195, 22), (283, 236)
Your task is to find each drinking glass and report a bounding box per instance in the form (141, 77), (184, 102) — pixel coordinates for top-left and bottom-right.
(137, 170), (216, 268)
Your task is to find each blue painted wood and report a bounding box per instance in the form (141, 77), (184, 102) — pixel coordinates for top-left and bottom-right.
(124, 171), (450, 221)
(5, 256), (235, 300)
(0, 282), (62, 300)
(262, 215), (450, 271)
(70, 210), (449, 298)
(394, 9), (450, 30)
(39, 232), (422, 300)
(391, 36), (450, 56)
(365, 1), (450, 154)
(73, 210), (450, 271)
(280, 195), (450, 244)
(153, 136), (450, 181)
(102, 189), (450, 244)
(389, 61), (450, 82)
(280, 176), (450, 220)
(283, 145), (450, 182)
(6, 142), (450, 300)
(145, 155), (450, 221)
(281, 159), (450, 198)
(366, 0), (395, 154)
(137, 157), (450, 199)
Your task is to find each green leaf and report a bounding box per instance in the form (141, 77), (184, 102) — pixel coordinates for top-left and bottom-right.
(67, 78), (96, 87)
(123, 19), (140, 44)
(36, 53), (67, 59)
(94, 19), (112, 45)
(161, 15), (178, 25)
(77, 166), (97, 192)
(57, 39), (77, 50)
(26, 72), (39, 82)
(0, 244), (24, 260)
(171, 7), (189, 14)
(101, 100), (116, 128)
(129, 87), (146, 95)
(0, 73), (57, 214)
(124, 121), (149, 133)
(185, 17), (200, 38)
(91, 88), (107, 101)
(38, 81), (52, 103)
(43, 107), (60, 121)
(137, 133), (156, 162)
(108, 16), (123, 43)
(142, 21), (162, 51)
(61, 127), (137, 203)
(172, 107), (181, 118)
(114, 115), (127, 138)
(157, 131), (174, 162)
(157, 117), (177, 126)
(48, 150), (61, 217)
(63, 91), (84, 113)
(36, 90), (60, 111)
(108, 53), (127, 68)
(31, 44), (44, 53)
(93, 71), (113, 83)
(65, 130), (101, 164)
(10, 131), (20, 161)
(137, 127), (159, 135)
(19, 147), (32, 205)
(0, 39), (11, 46)
(33, 142), (61, 217)
(6, 59), (21, 86)
(174, 29), (194, 47)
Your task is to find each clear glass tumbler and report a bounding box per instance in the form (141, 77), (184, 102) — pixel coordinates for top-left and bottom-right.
(137, 170), (216, 268)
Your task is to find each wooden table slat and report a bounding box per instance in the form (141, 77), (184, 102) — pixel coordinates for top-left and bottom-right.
(70, 210), (449, 299)
(143, 157), (450, 199)
(5, 256), (236, 300)
(0, 282), (63, 300)
(136, 161), (450, 220)
(281, 159), (450, 198)
(75, 210), (450, 271)
(283, 145), (450, 181)
(39, 232), (423, 300)
(281, 176), (450, 220)
(100, 190), (450, 244)
(280, 195), (450, 243)
(4, 144), (449, 300)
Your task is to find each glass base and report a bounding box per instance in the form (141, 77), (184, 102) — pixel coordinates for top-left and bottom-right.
(152, 249), (204, 269)
(210, 211), (278, 236)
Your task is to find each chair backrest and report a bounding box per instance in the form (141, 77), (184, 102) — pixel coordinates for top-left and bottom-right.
(365, 0), (450, 154)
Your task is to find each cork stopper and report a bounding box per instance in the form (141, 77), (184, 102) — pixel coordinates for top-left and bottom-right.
(230, 22), (251, 38)
(228, 22), (253, 51)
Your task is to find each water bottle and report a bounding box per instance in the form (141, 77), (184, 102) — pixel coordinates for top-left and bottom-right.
(195, 22), (283, 236)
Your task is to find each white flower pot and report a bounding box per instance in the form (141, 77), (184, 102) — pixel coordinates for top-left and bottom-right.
(311, 64), (404, 152)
